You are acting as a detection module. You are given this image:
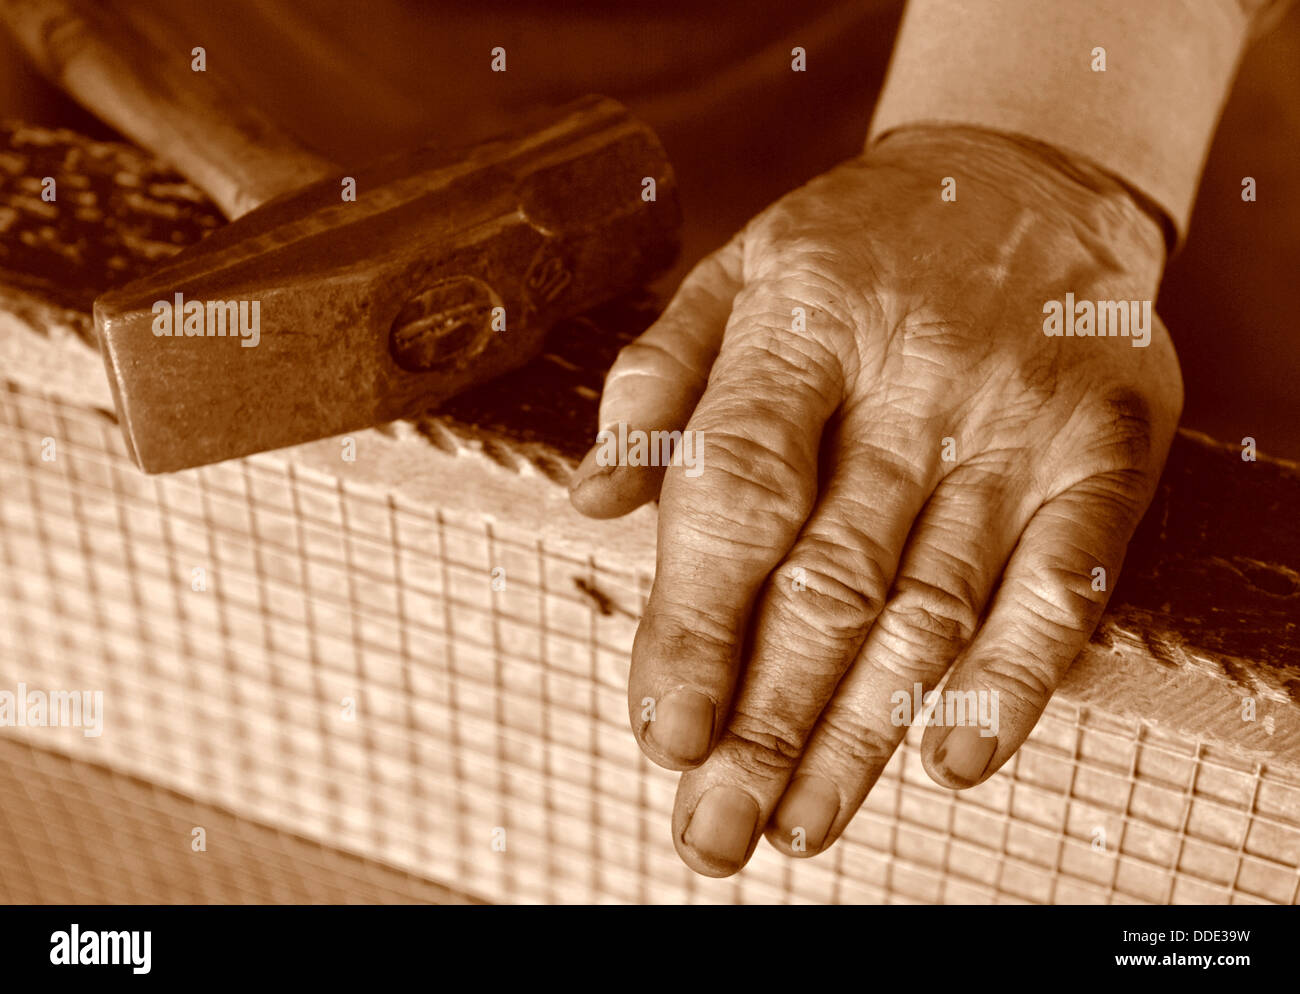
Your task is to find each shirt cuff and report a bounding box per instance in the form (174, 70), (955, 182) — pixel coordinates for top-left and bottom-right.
(867, 0), (1255, 242)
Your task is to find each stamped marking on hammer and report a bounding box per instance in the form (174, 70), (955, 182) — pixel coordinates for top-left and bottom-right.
(525, 252), (572, 304)
(389, 276), (501, 372)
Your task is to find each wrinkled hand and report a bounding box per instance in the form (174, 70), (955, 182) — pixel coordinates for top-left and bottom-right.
(568, 126), (1182, 877)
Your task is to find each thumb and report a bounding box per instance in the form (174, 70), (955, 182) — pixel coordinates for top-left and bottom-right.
(569, 240), (743, 518)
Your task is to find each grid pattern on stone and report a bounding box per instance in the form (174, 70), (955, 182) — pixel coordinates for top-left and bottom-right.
(1, 380), (1298, 905)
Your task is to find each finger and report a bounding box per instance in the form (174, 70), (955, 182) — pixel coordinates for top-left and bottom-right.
(669, 429), (939, 876)
(629, 283), (846, 771)
(921, 468), (1156, 789)
(761, 468), (1032, 859)
(569, 241), (743, 518)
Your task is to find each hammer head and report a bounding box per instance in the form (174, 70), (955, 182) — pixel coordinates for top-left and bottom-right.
(94, 96), (680, 472)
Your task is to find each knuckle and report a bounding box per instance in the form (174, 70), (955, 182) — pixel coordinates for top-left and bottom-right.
(883, 572), (981, 649)
(776, 534), (890, 644)
(1011, 558), (1106, 633)
(716, 330), (843, 404)
(690, 421), (818, 519)
(1096, 388), (1154, 440)
(723, 709), (806, 771)
(1068, 469), (1152, 519)
(977, 655), (1056, 711)
(1009, 350), (1061, 409)
(872, 644), (943, 685)
(643, 595), (737, 657)
(815, 710), (898, 770)
(725, 275), (850, 351)
(1073, 388), (1159, 474)
(875, 604), (965, 659)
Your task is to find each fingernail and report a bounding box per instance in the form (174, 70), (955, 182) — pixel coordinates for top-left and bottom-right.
(568, 438), (616, 493)
(935, 725), (997, 784)
(683, 786), (758, 866)
(645, 689), (714, 765)
(774, 776), (840, 852)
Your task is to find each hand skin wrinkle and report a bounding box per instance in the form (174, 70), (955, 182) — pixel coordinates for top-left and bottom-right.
(573, 123), (1182, 875)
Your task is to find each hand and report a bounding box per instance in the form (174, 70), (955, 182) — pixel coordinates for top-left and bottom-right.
(568, 125), (1182, 877)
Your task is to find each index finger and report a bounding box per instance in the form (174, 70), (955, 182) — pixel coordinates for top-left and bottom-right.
(629, 284), (845, 770)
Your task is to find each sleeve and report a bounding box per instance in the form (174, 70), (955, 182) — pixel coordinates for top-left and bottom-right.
(867, 0), (1292, 242)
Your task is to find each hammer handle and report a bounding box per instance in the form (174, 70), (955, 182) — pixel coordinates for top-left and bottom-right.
(0, 0), (334, 218)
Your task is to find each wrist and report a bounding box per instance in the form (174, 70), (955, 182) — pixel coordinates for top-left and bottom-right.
(868, 0), (1253, 246)
(867, 124), (1168, 285)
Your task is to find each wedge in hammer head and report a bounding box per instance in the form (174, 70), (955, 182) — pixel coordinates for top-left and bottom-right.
(94, 95), (680, 472)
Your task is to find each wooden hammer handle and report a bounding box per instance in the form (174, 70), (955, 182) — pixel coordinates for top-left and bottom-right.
(0, 0), (334, 218)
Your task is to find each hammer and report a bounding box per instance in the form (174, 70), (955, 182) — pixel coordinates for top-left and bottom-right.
(1, 0), (680, 472)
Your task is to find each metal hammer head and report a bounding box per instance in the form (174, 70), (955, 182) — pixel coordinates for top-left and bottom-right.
(94, 96), (680, 472)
